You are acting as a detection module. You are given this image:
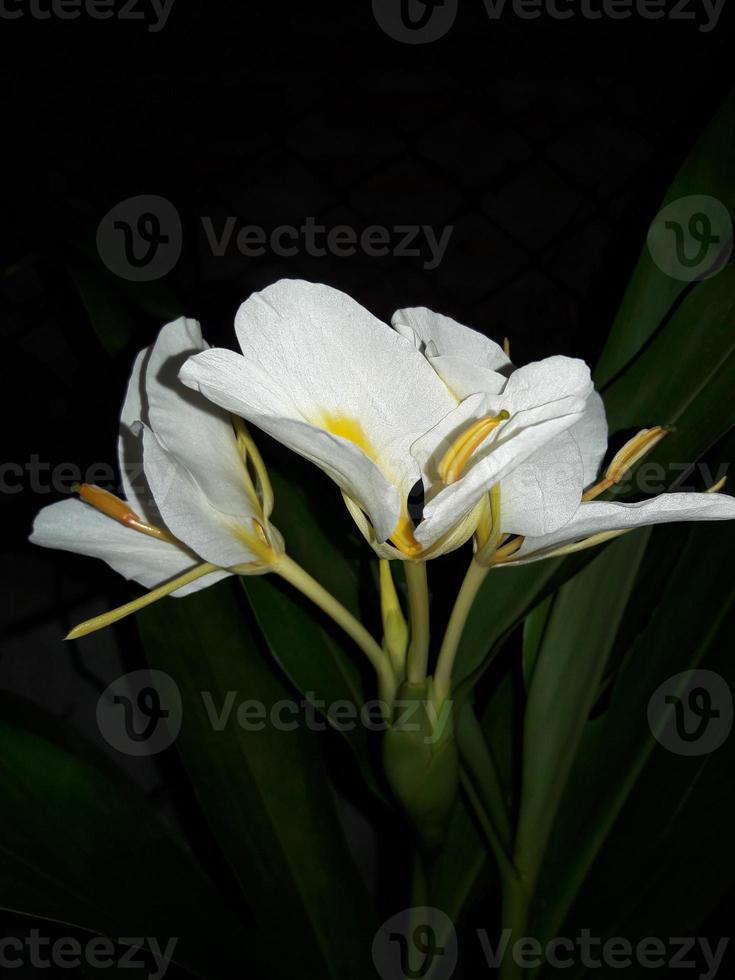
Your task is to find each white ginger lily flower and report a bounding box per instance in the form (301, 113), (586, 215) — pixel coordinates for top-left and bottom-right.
(31, 317), (283, 636)
(180, 280), (597, 561)
(394, 306), (735, 567)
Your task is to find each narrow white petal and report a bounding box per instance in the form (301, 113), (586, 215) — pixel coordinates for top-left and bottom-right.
(143, 318), (257, 522)
(118, 347), (161, 524)
(141, 427), (263, 569)
(29, 498), (226, 595)
(511, 493), (735, 564)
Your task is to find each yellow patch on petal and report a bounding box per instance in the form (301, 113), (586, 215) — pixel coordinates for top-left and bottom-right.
(321, 412), (376, 460)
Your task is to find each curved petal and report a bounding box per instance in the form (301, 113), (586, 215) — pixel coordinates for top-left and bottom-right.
(181, 280), (455, 541)
(143, 317), (258, 522)
(413, 357), (593, 548)
(568, 389), (608, 488)
(118, 347), (162, 524)
(393, 307), (511, 400)
(29, 498), (227, 596)
(510, 492), (735, 565)
(141, 426), (266, 569)
(499, 431), (585, 536)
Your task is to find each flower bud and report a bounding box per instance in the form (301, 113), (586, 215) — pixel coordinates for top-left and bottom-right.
(382, 680), (459, 849)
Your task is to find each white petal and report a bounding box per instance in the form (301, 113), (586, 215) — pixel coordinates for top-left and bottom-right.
(413, 358), (593, 548)
(118, 348), (162, 524)
(568, 389), (608, 487)
(182, 280), (455, 542)
(143, 318), (257, 523)
(499, 432), (584, 536)
(141, 426), (263, 569)
(500, 355), (593, 416)
(393, 307), (511, 399)
(392, 307), (511, 370)
(511, 493), (735, 565)
(29, 498), (227, 596)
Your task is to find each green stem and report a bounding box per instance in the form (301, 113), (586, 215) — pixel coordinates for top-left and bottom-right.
(499, 870), (530, 980)
(405, 560), (430, 684)
(433, 558), (490, 704)
(274, 554), (396, 706)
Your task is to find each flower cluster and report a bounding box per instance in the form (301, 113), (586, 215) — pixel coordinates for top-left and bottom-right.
(32, 279), (735, 629)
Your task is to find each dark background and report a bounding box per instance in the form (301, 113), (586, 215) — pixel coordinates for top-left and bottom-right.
(1, 0), (734, 974)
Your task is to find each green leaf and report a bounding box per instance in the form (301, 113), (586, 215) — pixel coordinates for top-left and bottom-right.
(530, 520), (735, 957)
(136, 578), (377, 979)
(514, 529), (651, 889)
(243, 468), (386, 799)
(453, 261), (735, 693)
(602, 262), (735, 470)
(521, 593), (554, 688)
(0, 696), (245, 978)
(595, 92), (735, 387)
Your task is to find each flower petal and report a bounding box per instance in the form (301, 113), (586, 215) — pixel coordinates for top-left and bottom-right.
(510, 492), (735, 565)
(393, 307), (511, 399)
(413, 357), (593, 548)
(118, 347), (161, 524)
(499, 432), (584, 536)
(143, 318), (258, 523)
(140, 426), (266, 569)
(181, 280), (456, 541)
(568, 389), (608, 487)
(29, 498), (227, 595)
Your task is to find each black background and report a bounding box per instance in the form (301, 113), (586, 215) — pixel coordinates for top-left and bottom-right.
(1, 0), (734, 974)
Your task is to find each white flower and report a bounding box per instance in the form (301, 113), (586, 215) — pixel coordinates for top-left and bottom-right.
(31, 317), (282, 604)
(180, 280), (596, 560)
(394, 306), (735, 566)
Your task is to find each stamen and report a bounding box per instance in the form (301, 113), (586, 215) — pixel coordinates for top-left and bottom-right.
(438, 410), (510, 485)
(503, 336), (511, 358)
(390, 509), (422, 558)
(707, 476), (727, 494)
(582, 426), (670, 502)
(77, 484), (172, 541)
